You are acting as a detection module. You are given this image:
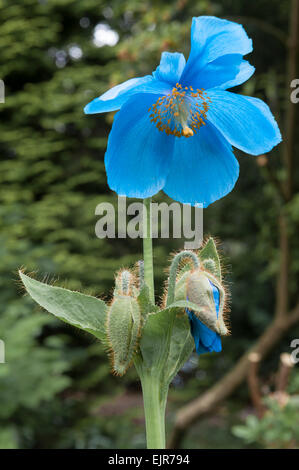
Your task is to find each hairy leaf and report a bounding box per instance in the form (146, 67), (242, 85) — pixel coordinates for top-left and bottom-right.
(19, 271), (107, 341)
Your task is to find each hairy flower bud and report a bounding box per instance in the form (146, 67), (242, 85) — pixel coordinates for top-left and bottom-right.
(186, 269), (228, 336)
(174, 270), (190, 302)
(201, 258), (217, 276)
(114, 269), (135, 296)
(106, 295), (141, 375)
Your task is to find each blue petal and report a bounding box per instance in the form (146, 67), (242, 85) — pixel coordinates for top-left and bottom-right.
(182, 54), (253, 90)
(187, 310), (222, 355)
(206, 90), (282, 155)
(218, 60), (255, 90)
(181, 16), (253, 85)
(84, 76), (171, 114)
(163, 122), (239, 207)
(208, 280), (220, 317)
(153, 52), (186, 85)
(105, 93), (174, 198)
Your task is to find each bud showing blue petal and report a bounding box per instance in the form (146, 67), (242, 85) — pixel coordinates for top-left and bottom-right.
(185, 269), (229, 355)
(187, 310), (222, 355)
(186, 270), (227, 335)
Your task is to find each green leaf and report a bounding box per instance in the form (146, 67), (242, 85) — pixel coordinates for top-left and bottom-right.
(139, 306), (193, 384)
(139, 308), (172, 370)
(163, 313), (194, 385)
(198, 237), (221, 280)
(137, 284), (158, 317)
(19, 271), (107, 341)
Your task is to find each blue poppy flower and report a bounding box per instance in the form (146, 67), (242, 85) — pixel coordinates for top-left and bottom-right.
(187, 280), (222, 355)
(84, 16), (282, 207)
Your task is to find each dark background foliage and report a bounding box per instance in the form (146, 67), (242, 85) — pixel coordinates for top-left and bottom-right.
(0, 0), (298, 449)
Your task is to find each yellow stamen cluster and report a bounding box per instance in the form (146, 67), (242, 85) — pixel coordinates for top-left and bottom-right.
(148, 83), (211, 138)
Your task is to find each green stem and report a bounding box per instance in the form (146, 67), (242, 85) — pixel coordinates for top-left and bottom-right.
(143, 197), (155, 303)
(139, 198), (166, 448)
(139, 198), (169, 448)
(140, 372), (167, 449)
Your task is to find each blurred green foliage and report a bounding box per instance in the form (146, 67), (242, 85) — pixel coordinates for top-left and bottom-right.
(0, 0), (298, 449)
(233, 397), (299, 448)
(233, 372), (299, 449)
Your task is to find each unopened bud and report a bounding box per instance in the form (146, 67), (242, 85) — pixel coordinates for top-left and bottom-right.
(201, 258), (217, 276)
(106, 295), (141, 375)
(114, 269), (136, 296)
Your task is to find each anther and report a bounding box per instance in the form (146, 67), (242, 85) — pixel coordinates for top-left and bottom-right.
(182, 126), (194, 137)
(148, 84), (210, 138)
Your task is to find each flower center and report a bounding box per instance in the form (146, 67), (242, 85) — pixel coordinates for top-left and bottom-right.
(149, 83), (211, 138)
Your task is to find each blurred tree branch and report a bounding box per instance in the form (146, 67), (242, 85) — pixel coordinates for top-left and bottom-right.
(276, 353), (294, 393)
(168, 0), (299, 449)
(228, 16), (288, 45)
(247, 352), (265, 418)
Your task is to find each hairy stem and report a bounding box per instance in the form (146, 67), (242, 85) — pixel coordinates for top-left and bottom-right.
(140, 372), (168, 449)
(143, 197), (155, 303)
